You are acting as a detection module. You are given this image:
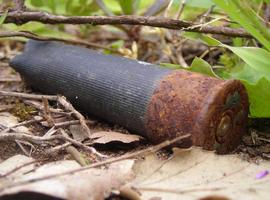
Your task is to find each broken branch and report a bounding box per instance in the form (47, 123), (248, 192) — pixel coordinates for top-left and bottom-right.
(0, 91), (92, 136)
(0, 133), (191, 192)
(2, 11), (251, 38)
(0, 132), (105, 157)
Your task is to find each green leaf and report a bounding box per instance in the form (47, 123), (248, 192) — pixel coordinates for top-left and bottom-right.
(30, 0), (44, 7)
(183, 32), (220, 46)
(222, 45), (270, 80)
(185, 0), (214, 8)
(160, 63), (184, 70)
(189, 57), (218, 77)
(218, 45), (270, 117)
(0, 10), (8, 26)
(119, 0), (134, 14)
(242, 77), (270, 117)
(110, 40), (124, 49)
(161, 57), (218, 77)
(212, 0), (270, 50)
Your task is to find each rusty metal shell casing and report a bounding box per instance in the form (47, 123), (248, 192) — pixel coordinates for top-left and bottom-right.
(146, 71), (248, 153)
(10, 40), (249, 154)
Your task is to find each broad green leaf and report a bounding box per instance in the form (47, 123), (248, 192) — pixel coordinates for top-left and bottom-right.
(242, 77), (270, 117)
(189, 57), (218, 77)
(183, 33), (220, 46)
(212, 0), (270, 50)
(217, 45), (270, 117)
(161, 57), (218, 77)
(0, 10), (8, 26)
(227, 64), (260, 83)
(226, 63), (270, 117)
(223, 45), (270, 80)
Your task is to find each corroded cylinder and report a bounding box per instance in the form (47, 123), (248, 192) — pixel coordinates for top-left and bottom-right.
(10, 40), (249, 153)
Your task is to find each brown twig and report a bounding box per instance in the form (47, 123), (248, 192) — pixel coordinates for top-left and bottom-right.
(15, 139), (34, 156)
(0, 31), (120, 52)
(2, 11), (252, 38)
(136, 186), (223, 194)
(46, 142), (71, 154)
(54, 120), (95, 128)
(0, 132), (60, 144)
(175, 0), (186, 19)
(0, 117), (44, 134)
(24, 100), (66, 114)
(0, 91), (92, 136)
(42, 97), (54, 127)
(0, 77), (21, 82)
(0, 90), (58, 101)
(0, 133), (191, 192)
(58, 129), (104, 157)
(0, 131), (105, 157)
(57, 96), (91, 137)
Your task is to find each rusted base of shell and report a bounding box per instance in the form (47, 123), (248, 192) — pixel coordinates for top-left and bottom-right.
(145, 70), (249, 154)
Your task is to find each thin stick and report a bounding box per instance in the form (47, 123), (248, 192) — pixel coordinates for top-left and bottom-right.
(15, 139), (31, 156)
(54, 120), (95, 128)
(164, 0), (174, 17)
(0, 31), (120, 52)
(58, 129), (104, 157)
(0, 77), (21, 82)
(137, 186), (223, 194)
(0, 90), (58, 101)
(2, 11), (252, 38)
(46, 142), (71, 154)
(0, 132), (60, 144)
(42, 97), (54, 127)
(0, 117), (43, 134)
(0, 91), (92, 136)
(0, 131), (105, 157)
(58, 96), (91, 137)
(0, 134), (191, 192)
(175, 0), (186, 19)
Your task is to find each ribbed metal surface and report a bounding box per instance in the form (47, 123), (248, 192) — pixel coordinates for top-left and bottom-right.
(10, 40), (171, 134)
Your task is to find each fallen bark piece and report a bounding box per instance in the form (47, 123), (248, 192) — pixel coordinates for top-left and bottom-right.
(10, 40), (249, 154)
(90, 131), (143, 144)
(0, 155), (135, 200)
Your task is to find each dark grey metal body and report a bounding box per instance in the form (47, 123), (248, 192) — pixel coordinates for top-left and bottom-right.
(10, 40), (171, 134)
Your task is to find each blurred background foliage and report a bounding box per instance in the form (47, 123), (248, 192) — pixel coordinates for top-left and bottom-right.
(0, 0), (270, 118)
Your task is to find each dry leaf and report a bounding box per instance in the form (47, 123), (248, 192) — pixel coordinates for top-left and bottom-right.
(0, 155), (135, 200)
(90, 131), (143, 144)
(132, 148), (270, 200)
(0, 112), (30, 133)
(69, 124), (89, 142)
(0, 154), (34, 177)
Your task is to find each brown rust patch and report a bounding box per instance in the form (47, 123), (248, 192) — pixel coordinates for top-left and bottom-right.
(145, 70), (249, 153)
